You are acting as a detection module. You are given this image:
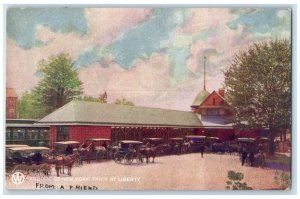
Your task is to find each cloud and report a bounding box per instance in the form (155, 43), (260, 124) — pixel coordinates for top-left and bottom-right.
(6, 8), (291, 111)
(183, 8), (291, 92)
(85, 8), (152, 46)
(77, 51), (200, 110)
(6, 8), (153, 96)
(7, 8), (88, 49)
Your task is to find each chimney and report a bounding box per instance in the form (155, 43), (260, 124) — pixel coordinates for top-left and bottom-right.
(218, 88), (225, 97)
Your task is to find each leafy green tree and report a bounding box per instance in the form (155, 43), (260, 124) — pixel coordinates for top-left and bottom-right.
(34, 53), (82, 114)
(17, 91), (45, 119)
(114, 97), (134, 106)
(224, 39), (291, 154)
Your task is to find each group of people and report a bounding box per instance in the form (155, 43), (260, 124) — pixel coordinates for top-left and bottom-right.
(240, 143), (266, 166)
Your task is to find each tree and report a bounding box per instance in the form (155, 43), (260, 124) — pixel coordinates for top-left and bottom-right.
(34, 53), (82, 114)
(224, 39), (291, 154)
(17, 91), (45, 119)
(79, 95), (104, 103)
(114, 97), (134, 106)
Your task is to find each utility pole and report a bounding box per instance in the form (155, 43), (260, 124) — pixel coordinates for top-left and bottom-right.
(203, 56), (206, 91)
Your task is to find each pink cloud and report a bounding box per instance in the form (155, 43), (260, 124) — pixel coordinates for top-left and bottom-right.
(77, 51), (200, 111)
(85, 8), (152, 45)
(6, 8), (153, 97)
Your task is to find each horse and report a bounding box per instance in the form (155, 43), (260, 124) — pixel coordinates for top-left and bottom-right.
(140, 146), (159, 163)
(12, 163), (52, 177)
(227, 143), (240, 156)
(182, 141), (192, 153)
(61, 154), (77, 176)
(43, 154), (77, 177)
(78, 143), (93, 164)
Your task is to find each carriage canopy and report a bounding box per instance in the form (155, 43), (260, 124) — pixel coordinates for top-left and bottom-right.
(54, 141), (80, 145)
(185, 135), (206, 139)
(8, 146), (50, 151)
(238, 138), (256, 143)
(5, 144), (29, 148)
(86, 138), (110, 142)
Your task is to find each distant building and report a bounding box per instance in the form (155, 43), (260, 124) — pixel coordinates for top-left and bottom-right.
(6, 119), (50, 146)
(191, 88), (262, 139)
(6, 88), (18, 119)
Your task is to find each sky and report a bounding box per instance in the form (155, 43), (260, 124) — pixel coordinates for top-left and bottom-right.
(6, 7), (291, 111)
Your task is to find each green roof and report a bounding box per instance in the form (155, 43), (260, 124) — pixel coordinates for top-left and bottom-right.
(191, 89), (210, 106)
(38, 101), (203, 128)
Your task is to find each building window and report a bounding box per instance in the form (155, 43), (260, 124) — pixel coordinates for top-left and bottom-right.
(40, 129), (49, 140)
(26, 132), (33, 140)
(9, 109), (15, 114)
(207, 109), (219, 116)
(57, 126), (69, 141)
(213, 98), (216, 105)
(12, 129), (25, 140)
(6, 132), (11, 140)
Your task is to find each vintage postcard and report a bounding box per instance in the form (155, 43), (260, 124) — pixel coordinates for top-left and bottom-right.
(5, 6), (292, 191)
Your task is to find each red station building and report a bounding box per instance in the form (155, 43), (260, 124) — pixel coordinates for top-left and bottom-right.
(37, 101), (203, 147)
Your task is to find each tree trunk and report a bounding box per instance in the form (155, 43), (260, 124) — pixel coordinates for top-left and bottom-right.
(283, 129), (287, 142)
(269, 128), (276, 155)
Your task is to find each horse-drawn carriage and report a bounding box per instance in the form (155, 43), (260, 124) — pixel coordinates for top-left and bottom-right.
(205, 137), (220, 152)
(185, 135), (206, 153)
(85, 138), (111, 161)
(6, 146), (51, 178)
(114, 140), (146, 165)
(238, 137), (266, 167)
(143, 138), (167, 155)
(53, 141), (80, 155)
(53, 141), (82, 165)
(168, 137), (185, 154)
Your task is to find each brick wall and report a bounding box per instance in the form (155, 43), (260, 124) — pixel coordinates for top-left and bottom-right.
(49, 126), (57, 148)
(6, 97), (17, 119)
(69, 125), (111, 145)
(49, 125), (112, 147)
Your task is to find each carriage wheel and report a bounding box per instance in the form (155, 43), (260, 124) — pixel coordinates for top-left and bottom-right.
(114, 152), (123, 164)
(258, 155), (266, 168)
(38, 169), (45, 178)
(136, 154), (145, 164)
(96, 152), (104, 162)
(29, 169), (39, 177)
(6, 166), (13, 178)
(40, 168), (51, 177)
(124, 153), (133, 165)
(109, 151), (114, 160)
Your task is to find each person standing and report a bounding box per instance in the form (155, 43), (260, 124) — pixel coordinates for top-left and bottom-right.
(199, 141), (205, 158)
(241, 144), (248, 166)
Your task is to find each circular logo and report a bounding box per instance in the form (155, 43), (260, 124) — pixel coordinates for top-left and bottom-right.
(11, 171), (25, 185)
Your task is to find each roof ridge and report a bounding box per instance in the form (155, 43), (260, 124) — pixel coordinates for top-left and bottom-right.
(75, 100), (195, 114)
(38, 99), (203, 127)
